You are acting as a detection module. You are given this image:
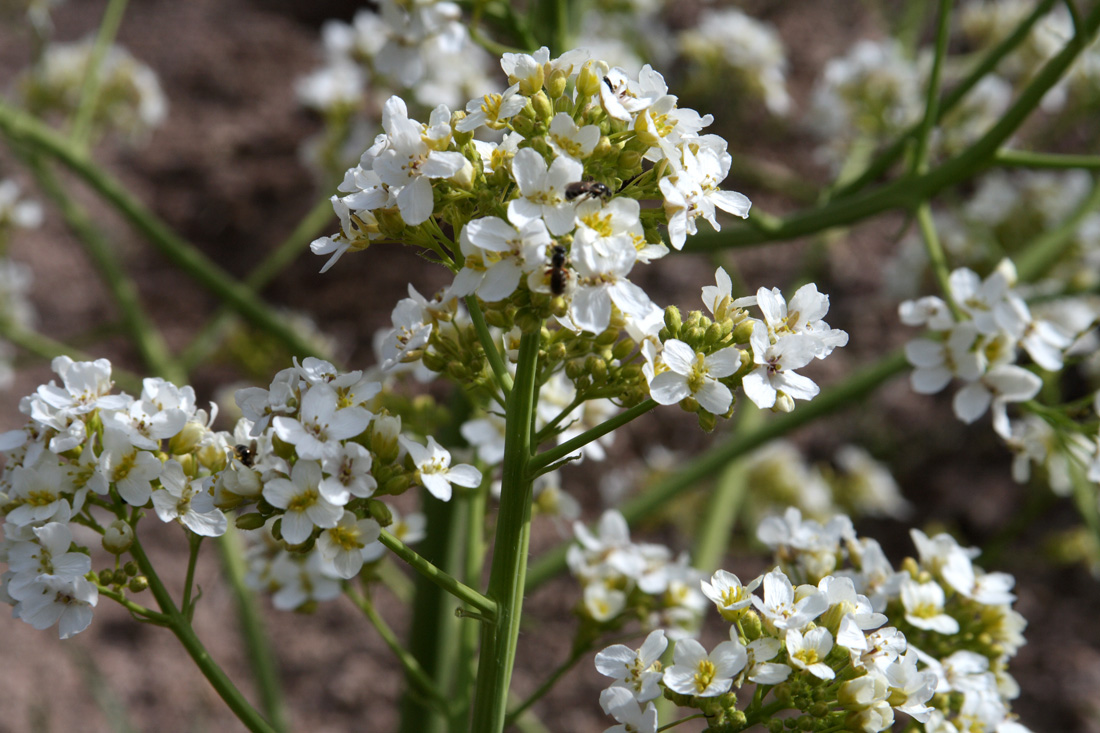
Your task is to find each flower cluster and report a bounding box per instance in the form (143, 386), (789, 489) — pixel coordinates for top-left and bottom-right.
(20, 39), (167, 142)
(312, 51), (847, 435)
(0, 357), (224, 637)
(676, 7), (791, 117)
(595, 508), (1030, 733)
(568, 510), (708, 641)
(900, 257), (1100, 494)
(0, 178), (41, 390)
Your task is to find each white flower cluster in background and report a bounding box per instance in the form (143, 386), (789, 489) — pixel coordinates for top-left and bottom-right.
(900, 257), (1100, 494)
(0, 178), (41, 390)
(20, 39), (167, 142)
(886, 170), (1100, 299)
(567, 509), (707, 640)
(677, 7), (791, 116)
(595, 508), (1031, 733)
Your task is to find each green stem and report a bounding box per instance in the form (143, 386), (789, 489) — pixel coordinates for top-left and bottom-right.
(917, 203), (960, 317)
(832, 0), (1058, 198)
(911, 0), (953, 175)
(179, 196), (337, 374)
(995, 149), (1100, 170)
(95, 585), (169, 624)
(466, 295), (512, 397)
(217, 524), (288, 733)
(0, 101), (328, 360)
(525, 350), (910, 591)
(686, 1), (1100, 253)
(528, 399), (657, 473)
(347, 585), (449, 710)
(455, 471), (491, 733)
(180, 533), (201, 616)
(1015, 175), (1100, 281)
(21, 152), (183, 383)
(504, 644), (589, 725)
(378, 529), (496, 618)
(691, 410), (759, 573)
(470, 330), (540, 733)
(69, 0), (130, 151)
(0, 322), (144, 393)
(127, 536), (277, 733)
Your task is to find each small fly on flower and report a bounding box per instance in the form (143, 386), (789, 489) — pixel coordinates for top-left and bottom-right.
(548, 244), (569, 296)
(232, 441), (257, 468)
(565, 180), (612, 203)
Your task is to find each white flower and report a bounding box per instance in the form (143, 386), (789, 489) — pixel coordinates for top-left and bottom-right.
(371, 97), (468, 226)
(746, 637), (792, 684)
(599, 686), (658, 733)
(152, 461), (227, 537)
(569, 238), (656, 333)
(900, 578), (959, 634)
(742, 323), (821, 410)
(99, 426), (164, 506)
(700, 569), (760, 621)
(456, 82), (526, 132)
(952, 364), (1042, 437)
(595, 629), (668, 702)
(752, 284), (849, 359)
(904, 323), (984, 394)
(583, 583), (626, 622)
(751, 568), (829, 633)
(399, 435), (481, 501)
(662, 637), (746, 696)
(649, 339), (740, 415)
(451, 213), (550, 302)
(659, 145), (750, 249)
(5, 458), (77, 527)
(273, 384), (371, 461)
(320, 442), (377, 502)
(263, 460), (344, 544)
(507, 148), (583, 236)
(12, 573), (98, 639)
(0, 179), (44, 229)
(546, 112), (600, 161)
(5, 523), (89, 600)
(786, 627), (836, 680)
(317, 511), (382, 579)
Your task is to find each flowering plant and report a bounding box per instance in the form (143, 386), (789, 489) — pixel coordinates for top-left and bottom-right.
(0, 1), (1099, 732)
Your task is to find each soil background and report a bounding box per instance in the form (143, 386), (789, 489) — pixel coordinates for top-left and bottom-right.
(1, 1), (1099, 732)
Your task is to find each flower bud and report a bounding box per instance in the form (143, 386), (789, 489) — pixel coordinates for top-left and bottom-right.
(611, 338), (635, 361)
(451, 112), (474, 146)
(740, 609), (763, 639)
(235, 513), (267, 531)
(102, 520), (134, 554)
(98, 569), (118, 585)
(549, 342), (567, 360)
(514, 308), (543, 333)
(595, 327), (619, 347)
(367, 498), (393, 527)
(618, 149), (643, 172)
(382, 474), (411, 495)
(663, 306), (682, 333)
(128, 576), (149, 593)
(586, 356), (607, 381)
(546, 68), (569, 98)
(124, 561), (138, 577)
(449, 158), (476, 189)
(370, 414), (402, 464)
(772, 392), (795, 413)
(704, 322), (724, 345)
(697, 410), (717, 432)
(169, 420), (206, 455)
(375, 206), (407, 238)
(531, 90), (554, 123)
(575, 60), (607, 98)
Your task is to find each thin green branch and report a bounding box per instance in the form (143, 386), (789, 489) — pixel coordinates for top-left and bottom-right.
(1015, 175), (1100, 282)
(525, 350), (910, 591)
(178, 196), (337, 374)
(21, 152), (182, 383)
(127, 536), (278, 733)
(466, 295), (513, 397)
(911, 0), (953, 175)
(916, 203), (961, 318)
(832, 0), (1059, 198)
(528, 399), (657, 473)
(69, 0), (130, 150)
(0, 101), (329, 360)
(378, 529), (497, 619)
(346, 585), (450, 711)
(995, 149), (1100, 170)
(95, 584), (170, 624)
(217, 524), (289, 733)
(0, 322), (144, 393)
(504, 644), (590, 725)
(685, 3), (1100, 252)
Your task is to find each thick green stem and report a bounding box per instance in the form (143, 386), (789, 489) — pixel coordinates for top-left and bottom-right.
(217, 525), (288, 733)
(995, 150), (1100, 170)
(470, 330), (540, 732)
(911, 0), (953, 175)
(0, 101), (328, 360)
(127, 535), (277, 733)
(525, 350), (910, 591)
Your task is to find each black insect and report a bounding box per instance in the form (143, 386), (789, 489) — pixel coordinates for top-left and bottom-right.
(232, 441), (257, 468)
(564, 180), (612, 203)
(549, 244), (569, 296)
